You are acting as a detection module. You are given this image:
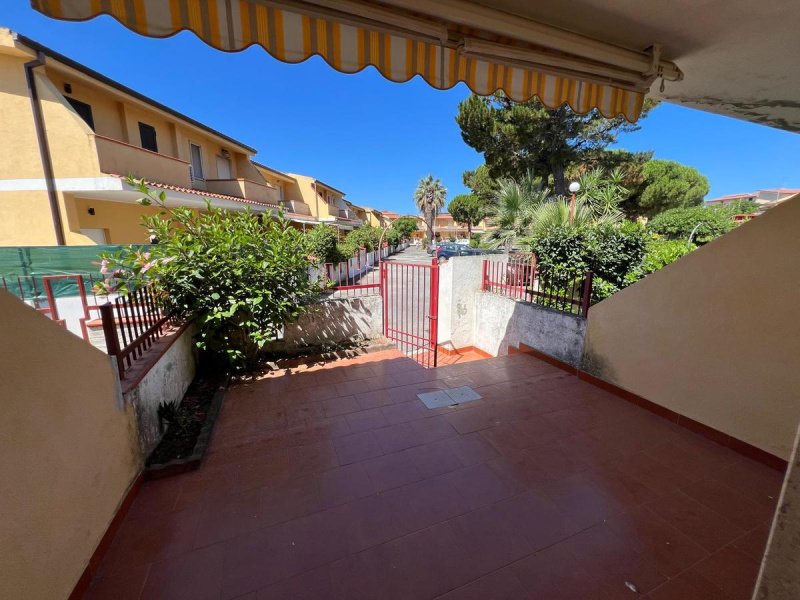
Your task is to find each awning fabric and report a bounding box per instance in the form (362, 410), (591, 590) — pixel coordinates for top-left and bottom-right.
(31, 0), (667, 121)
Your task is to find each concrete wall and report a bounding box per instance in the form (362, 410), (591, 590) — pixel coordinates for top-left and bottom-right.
(474, 292), (587, 365)
(0, 290), (140, 600)
(754, 423), (800, 599)
(123, 326), (196, 457)
(583, 197), (800, 460)
(437, 255), (485, 351)
(436, 255), (586, 365)
(275, 295), (384, 353)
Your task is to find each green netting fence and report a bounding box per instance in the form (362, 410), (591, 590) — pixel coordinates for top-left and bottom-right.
(0, 245), (150, 300)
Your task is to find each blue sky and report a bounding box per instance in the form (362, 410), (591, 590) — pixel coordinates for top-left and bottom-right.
(4, 4), (799, 214)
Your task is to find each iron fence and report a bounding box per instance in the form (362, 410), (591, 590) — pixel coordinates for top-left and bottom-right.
(482, 254), (594, 317)
(98, 285), (174, 380)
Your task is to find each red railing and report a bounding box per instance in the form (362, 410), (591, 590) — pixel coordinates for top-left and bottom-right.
(321, 242), (409, 298)
(482, 254), (594, 317)
(98, 286), (173, 379)
(2, 273), (105, 338)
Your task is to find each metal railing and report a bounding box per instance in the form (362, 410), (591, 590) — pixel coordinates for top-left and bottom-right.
(98, 285), (173, 379)
(321, 242), (409, 298)
(482, 254), (594, 317)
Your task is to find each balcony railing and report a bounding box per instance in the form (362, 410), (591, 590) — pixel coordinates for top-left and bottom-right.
(95, 135), (191, 188)
(205, 178), (277, 204)
(282, 199), (312, 215)
(482, 254), (594, 317)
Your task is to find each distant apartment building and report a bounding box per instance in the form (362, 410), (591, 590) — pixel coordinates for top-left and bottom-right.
(431, 213), (490, 239)
(0, 29), (297, 246)
(706, 188), (799, 212)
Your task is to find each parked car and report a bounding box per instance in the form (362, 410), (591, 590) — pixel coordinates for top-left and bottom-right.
(437, 244), (486, 259)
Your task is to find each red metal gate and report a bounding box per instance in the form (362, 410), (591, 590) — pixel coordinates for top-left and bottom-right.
(380, 259), (439, 368)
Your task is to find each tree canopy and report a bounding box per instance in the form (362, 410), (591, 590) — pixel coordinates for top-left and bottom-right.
(391, 216), (419, 239)
(455, 94), (655, 196)
(636, 160), (709, 217)
(462, 164), (498, 205)
(447, 194), (486, 237)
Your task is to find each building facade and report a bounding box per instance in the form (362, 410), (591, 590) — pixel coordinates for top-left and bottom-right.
(0, 29), (290, 246)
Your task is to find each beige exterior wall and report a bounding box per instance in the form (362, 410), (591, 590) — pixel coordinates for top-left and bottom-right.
(583, 197), (800, 460)
(0, 31), (269, 246)
(0, 290), (141, 600)
(290, 174), (337, 220)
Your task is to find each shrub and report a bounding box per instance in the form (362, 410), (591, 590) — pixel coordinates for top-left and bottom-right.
(338, 225), (382, 257)
(96, 180), (320, 371)
(530, 222), (648, 301)
(640, 238), (696, 275)
(648, 206), (735, 244)
(384, 227), (402, 246)
(305, 224), (343, 264)
(392, 217), (418, 240)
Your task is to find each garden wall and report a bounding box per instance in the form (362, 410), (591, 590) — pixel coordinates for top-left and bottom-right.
(473, 291), (587, 365)
(583, 196), (800, 460)
(0, 290), (140, 600)
(275, 295), (384, 353)
(123, 324), (196, 457)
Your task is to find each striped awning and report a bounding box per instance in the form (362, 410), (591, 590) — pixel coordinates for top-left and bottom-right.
(30, 1), (681, 122)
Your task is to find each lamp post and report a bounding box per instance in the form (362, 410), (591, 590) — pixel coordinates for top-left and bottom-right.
(568, 181), (581, 225)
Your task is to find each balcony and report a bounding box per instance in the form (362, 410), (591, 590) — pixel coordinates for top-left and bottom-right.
(205, 178), (277, 205)
(339, 208), (359, 220)
(282, 199), (312, 215)
(95, 135), (191, 188)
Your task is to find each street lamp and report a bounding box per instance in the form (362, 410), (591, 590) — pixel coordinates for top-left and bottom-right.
(568, 181), (581, 225)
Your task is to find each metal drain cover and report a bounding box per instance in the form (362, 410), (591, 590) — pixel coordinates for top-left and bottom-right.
(418, 386), (482, 409)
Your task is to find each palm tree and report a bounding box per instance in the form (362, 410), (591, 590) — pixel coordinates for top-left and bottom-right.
(413, 175), (447, 244)
(485, 173), (552, 250)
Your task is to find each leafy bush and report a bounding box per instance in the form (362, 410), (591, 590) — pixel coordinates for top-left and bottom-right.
(640, 238), (696, 275)
(338, 225), (382, 258)
(384, 227), (402, 246)
(305, 224), (343, 264)
(392, 217), (418, 239)
(530, 222), (648, 301)
(96, 180), (320, 371)
(648, 206), (735, 244)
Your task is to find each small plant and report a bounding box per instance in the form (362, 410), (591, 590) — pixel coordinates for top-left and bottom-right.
(157, 400), (194, 437)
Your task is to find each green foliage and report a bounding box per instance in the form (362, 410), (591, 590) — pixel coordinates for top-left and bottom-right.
(576, 168), (628, 220)
(455, 93), (656, 195)
(448, 194), (486, 236)
(529, 222), (648, 301)
(637, 160), (709, 217)
(485, 174), (551, 249)
(639, 238), (697, 275)
(463, 164), (498, 205)
(648, 205), (735, 244)
(338, 225), (382, 258)
(413, 175), (447, 243)
(384, 227), (401, 246)
(97, 179), (319, 371)
(305, 224), (343, 264)
(724, 199), (759, 214)
(391, 216), (418, 239)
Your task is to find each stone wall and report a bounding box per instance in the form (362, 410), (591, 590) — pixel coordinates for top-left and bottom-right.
(123, 325), (196, 457)
(473, 291), (587, 366)
(273, 295), (384, 354)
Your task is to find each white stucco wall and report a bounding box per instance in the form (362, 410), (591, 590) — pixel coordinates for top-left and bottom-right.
(437, 255), (485, 350)
(123, 325), (196, 457)
(473, 292), (587, 365)
(279, 295), (384, 352)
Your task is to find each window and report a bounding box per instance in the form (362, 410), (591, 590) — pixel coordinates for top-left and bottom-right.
(216, 154), (232, 179)
(66, 97), (95, 130)
(138, 122), (158, 152)
(190, 143), (204, 180)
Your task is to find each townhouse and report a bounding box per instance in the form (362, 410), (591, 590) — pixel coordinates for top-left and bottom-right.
(0, 29), (322, 246)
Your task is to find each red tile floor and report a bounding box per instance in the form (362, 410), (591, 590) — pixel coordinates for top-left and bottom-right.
(85, 350), (783, 600)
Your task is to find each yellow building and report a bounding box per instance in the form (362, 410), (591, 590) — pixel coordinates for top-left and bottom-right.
(0, 29), (286, 246)
(251, 162), (320, 229)
(285, 173), (363, 232)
